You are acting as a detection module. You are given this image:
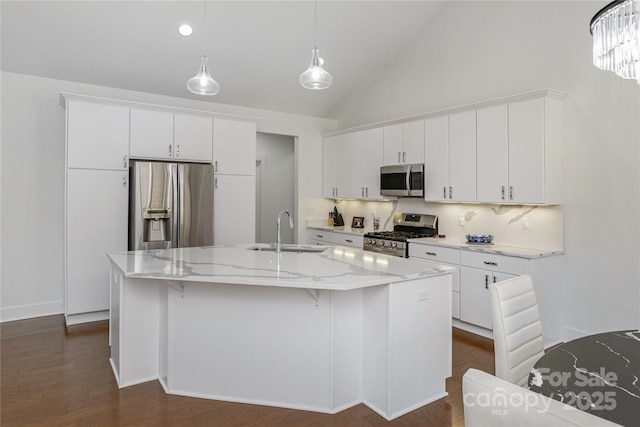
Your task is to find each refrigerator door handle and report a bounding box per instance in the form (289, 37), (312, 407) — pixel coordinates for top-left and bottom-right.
(172, 163), (180, 248)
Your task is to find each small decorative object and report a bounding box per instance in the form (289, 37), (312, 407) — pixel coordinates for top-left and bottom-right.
(373, 216), (380, 230)
(466, 234), (494, 244)
(352, 216), (365, 228)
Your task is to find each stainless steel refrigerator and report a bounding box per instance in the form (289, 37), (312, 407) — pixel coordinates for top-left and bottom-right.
(129, 161), (214, 250)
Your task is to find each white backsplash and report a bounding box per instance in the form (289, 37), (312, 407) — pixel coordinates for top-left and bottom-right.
(322, 198), (564, 251)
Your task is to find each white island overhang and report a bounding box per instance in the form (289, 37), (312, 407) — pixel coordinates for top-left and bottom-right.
(107, 244), (454, 421)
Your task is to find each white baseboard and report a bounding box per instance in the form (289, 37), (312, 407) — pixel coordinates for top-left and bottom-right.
(0, 300), (64, 323)
(453, 319), (493, 340)
(65, 310), (109, 326)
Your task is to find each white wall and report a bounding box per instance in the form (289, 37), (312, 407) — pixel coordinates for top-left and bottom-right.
(0, 71), (336, 321)
(330, 1), (640, 338)
(256, 132), (295, 244)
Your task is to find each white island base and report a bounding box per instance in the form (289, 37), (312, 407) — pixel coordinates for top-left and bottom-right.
(108, 245), (453, 421)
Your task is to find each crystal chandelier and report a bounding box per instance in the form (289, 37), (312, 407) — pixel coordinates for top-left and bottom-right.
(590, 0), (640, 85)
(187, 1), (220, 95)
(299, 0), (332, 90)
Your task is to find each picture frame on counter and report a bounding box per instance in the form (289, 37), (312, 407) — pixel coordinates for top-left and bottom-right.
(351, 216), (364, 228)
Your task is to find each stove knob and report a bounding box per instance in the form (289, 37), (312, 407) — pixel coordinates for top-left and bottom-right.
(392, 242), (398, 248)
(380, 241), (385, 246)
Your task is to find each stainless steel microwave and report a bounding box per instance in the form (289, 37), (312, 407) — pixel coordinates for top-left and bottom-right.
(380, 164), (424, 197)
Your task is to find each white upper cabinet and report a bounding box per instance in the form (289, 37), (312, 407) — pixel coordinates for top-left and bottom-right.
(323, 135), (350, 199)
(425, 112), (476, 202)
(349, 128), (384, 200)
(130, 108), (213, 163)
(448, 110), (477, 201)
(365, 128), (384, 199)
(66, 100), (129, 170)
(402, 120), (426, 164)
(130, 108), (174, 159)
(424, 115), (449, 201)
(383, 124), (403, 165)
(213, 118), (257, 175)
(477, 95), (562, 204)
(174, 113), (213, 162)
(477, 104), (509, 203)
(382, 121), (425, 165)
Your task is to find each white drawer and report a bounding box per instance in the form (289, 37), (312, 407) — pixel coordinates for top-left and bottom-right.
(308, 230), (334, 244)
(333, 233), (363, 248)
(408, 243), (460, 264)
(460, 250), (529, 275)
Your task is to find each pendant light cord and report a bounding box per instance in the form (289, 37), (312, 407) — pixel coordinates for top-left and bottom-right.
(314, 0), (317, 48)
(203, 0), (208, 55)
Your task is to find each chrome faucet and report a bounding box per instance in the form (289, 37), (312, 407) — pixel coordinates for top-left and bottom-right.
(276, 210), (294, 253)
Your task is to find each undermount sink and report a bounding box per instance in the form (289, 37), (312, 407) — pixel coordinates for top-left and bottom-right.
(248, 244), (327, 253)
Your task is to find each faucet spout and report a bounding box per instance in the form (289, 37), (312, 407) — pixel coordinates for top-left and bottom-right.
(276, 210), (294, 253)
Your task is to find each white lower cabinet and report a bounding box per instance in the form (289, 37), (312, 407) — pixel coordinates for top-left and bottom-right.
(410, 243), (562, 347)
(333, 232), (364, 248)
(213, 174), (256, 245)
(459, 267), (516, 330)
(307, 230), (335, 246)
(408, 243), (461, 319)
(65, 168), (128, 324)
(459, 251), (527, 330)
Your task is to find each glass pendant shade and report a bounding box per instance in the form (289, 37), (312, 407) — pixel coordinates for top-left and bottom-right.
(187, 55), (220, 95)
(300, 47), (333, 90)
(590, 0), (640, 85)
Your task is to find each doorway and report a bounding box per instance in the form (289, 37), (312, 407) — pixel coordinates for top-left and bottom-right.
(255, 133), (296, 244)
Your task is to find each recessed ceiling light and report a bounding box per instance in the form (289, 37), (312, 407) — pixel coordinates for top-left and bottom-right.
(178, 24), (193, 37)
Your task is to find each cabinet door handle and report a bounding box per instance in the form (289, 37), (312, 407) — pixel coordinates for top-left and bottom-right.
(402, 151), (406, 163)
(175, 144), (180, 157)
(123, 155), (128, 169)
(168, 144), (172, 157)
(443, 187), (447, 198)
(214, 160), (218, 172)
(214, 177), (218, 189)
(398, 152), (401, 163)
(122, 174), (127, 188)
(425, 251), (437, 256)
(365, 187), (368, 197)
(494, 275), (498, 283)
(485, 274), (489, 289)
(501, 186), (506, 200)
(449, 186), (453, 199)
(483, 261), (498, 266)
(509, 186), (514, 201)
(362, 187), (365, 197)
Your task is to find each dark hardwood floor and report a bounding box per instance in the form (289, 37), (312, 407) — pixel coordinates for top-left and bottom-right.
(1, 315), (494, 426)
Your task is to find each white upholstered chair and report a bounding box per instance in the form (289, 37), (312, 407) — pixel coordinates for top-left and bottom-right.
(489, 274), (544, 388)
(462, 368), (620, 426)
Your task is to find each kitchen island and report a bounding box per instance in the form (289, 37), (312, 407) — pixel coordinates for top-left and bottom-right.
(107, 244), (454, 421)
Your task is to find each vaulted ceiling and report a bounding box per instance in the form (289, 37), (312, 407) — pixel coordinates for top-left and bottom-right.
(1, 1), (445, 118)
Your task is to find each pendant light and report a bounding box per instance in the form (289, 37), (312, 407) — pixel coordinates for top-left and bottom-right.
(590, 0), (640, 85)
(300, 0), (333, 90)
(187, 0), (220, 95)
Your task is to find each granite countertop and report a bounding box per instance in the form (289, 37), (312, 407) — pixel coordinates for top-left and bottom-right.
(107, 244), (454, 291)
(307, 225), (373, 235)
(407, 237), (564, 259)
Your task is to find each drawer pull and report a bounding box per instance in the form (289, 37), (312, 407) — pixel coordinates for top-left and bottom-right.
(483, 261), (498, 266)
(425, 251), (437, 256)
(346, 239), (353, 243)
(316, 234), (323, 238)
(485, 274), (489, 289)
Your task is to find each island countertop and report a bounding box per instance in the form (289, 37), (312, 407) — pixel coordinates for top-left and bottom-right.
(107, 244), (454, 291)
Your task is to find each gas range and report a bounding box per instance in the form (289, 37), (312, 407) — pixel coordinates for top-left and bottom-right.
(363, 213), (438, 257)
